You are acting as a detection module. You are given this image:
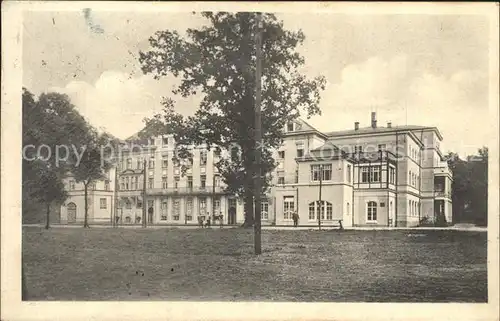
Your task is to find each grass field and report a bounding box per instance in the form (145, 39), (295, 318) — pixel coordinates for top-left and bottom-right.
(22, 227), (487, 302)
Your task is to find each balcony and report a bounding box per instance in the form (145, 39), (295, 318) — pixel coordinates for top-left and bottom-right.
(147, 186), (226, 196)
(434, 190), (451, 199)
(434, 163), (452, 176)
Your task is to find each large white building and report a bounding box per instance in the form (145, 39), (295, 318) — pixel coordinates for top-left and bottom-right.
(60, 112), (453, 227)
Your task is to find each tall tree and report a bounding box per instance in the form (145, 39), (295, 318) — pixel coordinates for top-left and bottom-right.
(138, 12), (325, 226)
(446, 147), (488, 225)
(22, 89), (89, 225)
(71, 132), (114, 228)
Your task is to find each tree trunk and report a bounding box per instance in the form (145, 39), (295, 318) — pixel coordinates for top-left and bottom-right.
(242, 186), (254, 227)
(83, 182), (89, 228)
(45, 202), (50, 229)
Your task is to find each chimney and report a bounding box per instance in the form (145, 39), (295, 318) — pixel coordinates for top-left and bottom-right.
(354, 122), (359, 130)
(371, 112), (377, 129)
(387, 122), (392, 128)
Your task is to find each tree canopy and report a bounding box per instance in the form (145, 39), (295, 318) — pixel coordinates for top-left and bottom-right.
(138, 12), (326, 226)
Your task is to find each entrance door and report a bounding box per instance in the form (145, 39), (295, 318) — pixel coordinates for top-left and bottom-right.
(67, 203), (76, 223)
(228, 199), (237, 225)
(147, 200), (154, 223)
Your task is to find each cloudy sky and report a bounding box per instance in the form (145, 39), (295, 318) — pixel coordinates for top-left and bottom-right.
(22, 8), (493, 157)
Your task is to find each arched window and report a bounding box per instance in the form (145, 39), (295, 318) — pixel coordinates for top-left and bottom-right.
(308, 201), (333, 220)
(367, 201), (377, 221)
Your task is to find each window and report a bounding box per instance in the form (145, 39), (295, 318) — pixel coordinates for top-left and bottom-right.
(104, 180), (110, 191)
(125, 200), (132, 209)
(409, 171), (412, 185)
(200, 175), (206, 188)
(326, 202), (333, 220)
(149, 158), (155, 169)
(90, 182), (96, 190)
(187, 176), (193, 189)
(174, 176), (179, 189)
(347, 165), (352, 183)
(389, 167), (395, 184)
(214, 175), (221, 187)
(186, 198), (193, 220)
(200, 150), (207, 165)
(131, 177), (136, 190)
(127, 158), (132, 169)
(137, 198), (142, 208)
(308, 201), (332, 220)
(120, 178), (125, 191)
(161, 199), (168, 220)
(100, 198), (107, 209)
(162, 137), (168, 146)
(409, 200), (413, 216)
(367, 201), (377, 221)
(378, 144), (386, 151)
(261, 201), (269, 220)
(162, 157), (168, 168)
(135, 177), (139, 190)
(148, 178), (153, 189)
(296, 142), (304, 158)
(278, 177), (285, 185)
(361, 167), (369, 183)
(199, 197), (207, 215)
(69, 180), (75, 190)
(283, 196), (295, 220)
(355, 145), (363, 153)
(162, 177), (168, 189)
(287, 122), (294, 132)
(370, 166), (380, 182)
(214, 198), (221, 213)
(278, 150), (285, 159)
(322, 164), (332, 180)
(150, 138), (155, 146)
(137, 158), (143, 169)
(125, 177), (130, 190)
(173, 199), (180, 220)
(309, 202), (315, 220)
(311, 164), (332, 181)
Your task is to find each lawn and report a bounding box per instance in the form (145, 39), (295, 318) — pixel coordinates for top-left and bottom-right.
(22, 227), (487, 302)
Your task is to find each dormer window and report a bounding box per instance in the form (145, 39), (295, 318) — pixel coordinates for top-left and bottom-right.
(287, 122), (294, 132)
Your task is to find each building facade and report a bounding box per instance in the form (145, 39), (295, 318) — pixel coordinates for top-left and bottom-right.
(59, 112), (452, 227)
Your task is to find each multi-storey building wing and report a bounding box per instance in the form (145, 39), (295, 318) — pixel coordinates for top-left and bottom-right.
(60, 112), (452, 227)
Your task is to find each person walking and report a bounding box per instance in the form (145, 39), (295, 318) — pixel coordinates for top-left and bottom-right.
(292, 212), (299, 227)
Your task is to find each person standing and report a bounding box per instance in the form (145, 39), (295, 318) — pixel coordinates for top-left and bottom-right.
(292, 212), (299, 227)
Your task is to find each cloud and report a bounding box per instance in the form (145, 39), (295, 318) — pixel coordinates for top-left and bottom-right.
(51, 71), (200, 139)
(308, 55), (490, 157)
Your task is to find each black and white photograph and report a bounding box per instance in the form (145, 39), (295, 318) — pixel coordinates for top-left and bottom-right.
(1, 1), (499, 321)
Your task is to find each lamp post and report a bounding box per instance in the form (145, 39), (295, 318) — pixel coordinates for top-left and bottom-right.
(142, 159), (147, 228)
(318, 164), (323, 231)
(253, 12), (263, 255)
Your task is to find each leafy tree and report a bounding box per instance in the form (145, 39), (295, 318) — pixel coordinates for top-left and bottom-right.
(138, 12), (325, 226)
(71, 132), (114, 228)
(446, 147), (488, 226)
(22, 89), (88, 225)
